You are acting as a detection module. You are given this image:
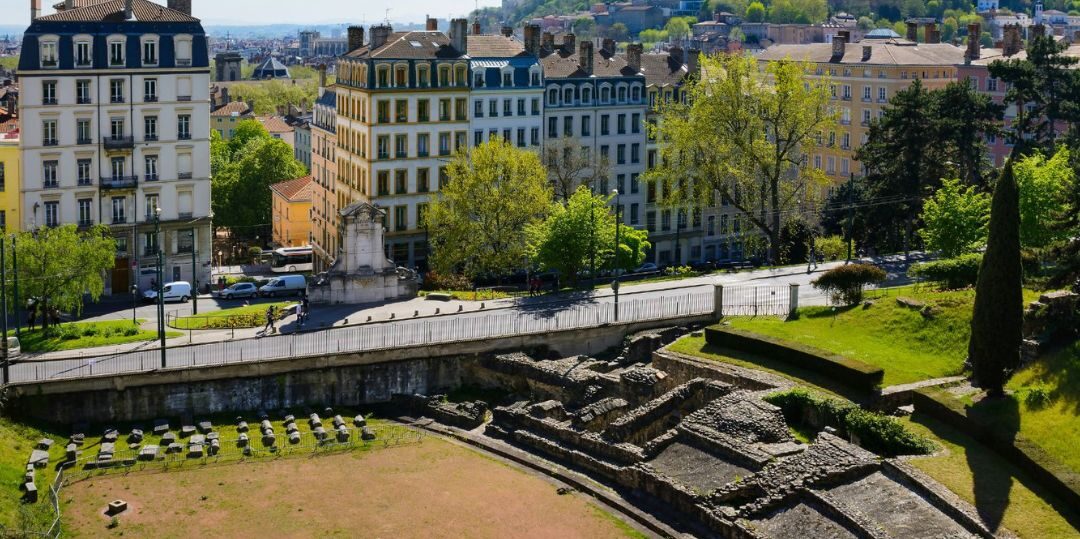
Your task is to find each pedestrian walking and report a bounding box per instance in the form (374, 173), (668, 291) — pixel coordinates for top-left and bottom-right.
(27, 303), (36, 331)
(301, 297), (310, 323)
(264, 305), (277, 334)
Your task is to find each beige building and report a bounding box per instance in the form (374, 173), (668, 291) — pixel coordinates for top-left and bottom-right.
(210, 100), (253, 140)
(270, 175), (313, 247)
(310, 86), (338, 271)
(758, 31), (965, 184)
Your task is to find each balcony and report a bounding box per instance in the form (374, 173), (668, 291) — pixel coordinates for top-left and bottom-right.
(178, 133), (192, 141)
(100, 175), (139, 190)
(43, 98), (57, 105)
(144, 95), (158, 103)
(145, 174), (159, 182)
(77, 97), (92, 105)
(103, 136), (135, 150)
(178, 172), (193, 180)
(43, 139), (59, 147)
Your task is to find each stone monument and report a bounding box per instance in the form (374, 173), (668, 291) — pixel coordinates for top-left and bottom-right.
(309, 202), (418, 305)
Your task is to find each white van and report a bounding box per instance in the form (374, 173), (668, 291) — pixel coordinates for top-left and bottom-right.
(143, 281), (192, 303)
(259, 275), (307, 298)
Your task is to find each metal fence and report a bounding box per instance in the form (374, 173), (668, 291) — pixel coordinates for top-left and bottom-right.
(720, 285), (792, 317)
(10, 291), (716, 384)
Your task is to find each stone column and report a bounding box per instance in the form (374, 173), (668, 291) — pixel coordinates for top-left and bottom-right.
(789, 284), (800, 318)
(714, 284), (724, 320)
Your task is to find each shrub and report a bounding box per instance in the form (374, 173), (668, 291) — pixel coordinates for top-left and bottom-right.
(1023, 386), (1054, 409)
(765, 388), (934, 456)
(422, 271), (472, 292)
(80, 324), (100, 337)
(664, 265), (696, 277)
(816, 235), (847, 261)
(909, 253), (982, 289)
(122, 325), (141, 337)
(812, 263), (887, 305)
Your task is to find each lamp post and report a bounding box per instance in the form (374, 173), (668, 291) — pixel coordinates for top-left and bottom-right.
(153, 207), (166, 369)
(11, 235), (18, 337)
(612, 189), (621, 322)
(131, 285), (138, 325)
(188, 229), (199, 315)
(1, 237), (8, 385)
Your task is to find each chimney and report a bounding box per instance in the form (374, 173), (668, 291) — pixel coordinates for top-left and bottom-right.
(30, 0), (41, 20)
(473, 20), (481, 35)
(524, 24), (541, 56)
(124, 0), (134, 20)
(63, 0), (73, 10)
(222, 86), (230, 104)
(501, 26), (514, 38)
(602, 38), (616, 55)
(426, 16), (438, 32)
(906, 21), (918, 41)
(542, 32), (555, 52)
(832, 32), (847, 58)
(563, 33), (576, 53)
(579, 41), (594, 74)
(1003, 24), (1023, 56)
(371, 24), (392, 51)
(925, 22), (939, 43)
(670, 44), (684, 65)
(318, 63), (327, 94)
(347, 26), (365, 52)
(626, 43), (643, 71)
(862, 45), (872, 61)
(167, 0), (192, 15)
(966, 23), (981, 61)
(449, 18), (468, 53)
(687, 48), (700, 75)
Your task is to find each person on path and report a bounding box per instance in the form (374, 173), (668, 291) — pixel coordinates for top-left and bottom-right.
(264, 305), (277, 334)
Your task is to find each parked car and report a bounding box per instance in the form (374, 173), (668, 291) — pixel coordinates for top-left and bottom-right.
(143, 281), (192, 303)
(258, 275), (307, 297)
(633, 263), (659, 274)
(215, 282), (258, 300)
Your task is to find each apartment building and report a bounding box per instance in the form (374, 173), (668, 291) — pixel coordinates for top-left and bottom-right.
(18, 0), (213, 294)
(334, 21), (474, 269)
(309, 85), (337, 271)
(539, 33), (650, 262)
(270, 175), (312, 247)
(758, 29), (965, 184)
(468, 29), (545, 157)
(0, 129), (20, 232)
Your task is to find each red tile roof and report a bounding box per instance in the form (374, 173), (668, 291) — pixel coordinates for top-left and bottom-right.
(270, 176), (313, 202)
(37, 0), (198, 22)
(258, 116), (293, 134)
(211, 101), (251, 117)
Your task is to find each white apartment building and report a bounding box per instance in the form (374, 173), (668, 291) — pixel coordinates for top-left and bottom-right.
(468, 33), (545, 154)
(18, 0), (212, 294)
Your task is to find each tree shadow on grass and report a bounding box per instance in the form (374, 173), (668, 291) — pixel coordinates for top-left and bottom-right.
(965, 395), (1020, 533)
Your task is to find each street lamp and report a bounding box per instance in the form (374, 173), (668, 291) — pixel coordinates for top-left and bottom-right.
(153, 206), (166, 369)
(131, 285), (138, 325)
(188, 229), (199, 315)
(612, 189), (622, 322)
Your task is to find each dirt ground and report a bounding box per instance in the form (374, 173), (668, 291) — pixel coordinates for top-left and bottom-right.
(61, 437), (642, 538)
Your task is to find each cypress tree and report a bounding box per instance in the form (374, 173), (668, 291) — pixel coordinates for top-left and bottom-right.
(968, 161), (1024, 396)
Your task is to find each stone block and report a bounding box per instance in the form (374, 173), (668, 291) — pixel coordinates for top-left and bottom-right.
(313, 426), (327, 441)
(181, 425), (196, 437)
(206, 432), (220, 442)
(208, 440), (220, 456)
(189, 434), (206, 446)
(65, 444), (78, 462)
(286, 423), (300, 434)
(283, 414), (296, 424)
(138, 446), (159, 461)
(102, 428), (119, 443)
(336, 427), (350, 443)
(187, 445), (204, 458)
(288, 431), (301, 444)
(332, 415), (345, 429)
(37, 438), (54, 450)
(128, 443), (141, 451)
(197, 420), (213, 434)
(99, 443), (115, 457)
(106, 500), (128, 516)
(237, 433), (249, 448)
(161, 432), (176, 444)
(353, 415), (366, 427)
(128, 429), (144, 443)
(361, 427), (376, 441)
(23, 482), (37, 502)
(23, 469), (34, 484)
(166, 443), (183, 454)
(69, 433), (85, 446)
(237, 421), (249, 433)
(260, 419), (273, 433)
(308, 414), (322, 428)
(262, 434), (276, 448)
(152, 419), (170, 435)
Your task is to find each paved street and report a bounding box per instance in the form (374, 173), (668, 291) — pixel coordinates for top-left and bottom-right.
(16, 254), (925, 362)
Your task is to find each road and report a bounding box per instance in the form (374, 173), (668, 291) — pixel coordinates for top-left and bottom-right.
(17, 254), (925, 362)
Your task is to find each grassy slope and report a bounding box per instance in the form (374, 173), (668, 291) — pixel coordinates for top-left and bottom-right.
(171, 302), (294, 330)
(726, 287), (1040, 387)
(0, 416), (68, 532)
(19, 320), (180, 353)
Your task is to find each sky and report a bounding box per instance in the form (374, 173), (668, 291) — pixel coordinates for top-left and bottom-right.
(11, 0), (501, 26)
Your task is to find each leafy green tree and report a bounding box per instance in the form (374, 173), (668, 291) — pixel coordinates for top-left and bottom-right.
(572, 17), (597, 38)
(227, 80), (318, 115)
(640, 29), (669, 45)
(918, 178), (991, 258)
(746, 1), (766, 22)
(1014, 147), (1075, 248)
(969, 163), (1024, 397)
(607, 23), (630, 42)
(427, 139), (552, 278)
(212, 119), (306, 231)
(931, 81), (1004, 187)
(989, 34), (1080, 149)
(544, 136), (610, 203)
(647, 54), (836, 263)
(3, 225), (116, 329)
(664, 18), (692, 41)
(527, 187), (648, 282)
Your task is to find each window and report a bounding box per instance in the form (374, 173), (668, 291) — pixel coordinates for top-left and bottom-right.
(111, 157), (126, 179)
(630, 203), (639, 225)
(474, 130), (484, 146)
(144, 115), (158, 141)
(438, 132), (451, 155)
(144, 78), (157, 101)
(76, 80), (91, 104)
(631, 113), (641, 134)
(44, 201), (59, 227)
(377, 136), (389, 159)
(178, 115), (191, 140)
(563, 116), (573, 137)
(600, 115), (609, 136)
(862, 109), (871, 126)
(563, 87), (574, 104)
(489, 99), (498, 118)
(581, 115), (591, 137)
(178, 229), (194, 254)
(395, 100), (408, 122)
(417, 100), (430, 122)
(145, 155), (159, 181)
(142, 40), (157, 65)
(394, 170), (407, 194)
(395, 66), (407, 87)
(988, 78), (998, 92)
(532, 98), (540, 116)
(600, 145), (609, 161)
(503, 99), (512, 117)
(377, 171), (390, 195)
(617, 114), (626, 134)
(110, 196), (126, 224)
(377, 101), (390, 123)
(646, 211), (656, 232)
(647, 182), (656, 203)
(474, 100), (484, 118)
(70, 199), (92, 227)
(878, 87), (887, 102)
(109, 41), (124, 66)
(438, 99), (451, 122)
(417, 133), (430, 157)
(417, 168), (430, 193)
(456, 98), (468, 121)
(41, 40), (57, 67)
(531, 71), (540, 86)
(661, 210), (671, 231)
(70, 39), (92, 66)
(42, 81), (57, 105)
(474, 71), (484, 87)
(0, 164), (3, 192)
(547, 117), (557, 138)
(630, 173), (639, 194)
(395, 134), (408, 158)
(502, 71), (512, 87)
(145, 194), (160, 221)
(518, 98), (526, 116)
(616, 144), (626, 165)
(517, 128), (526, 147)
(110, 79), (125, 103)
(42, 120), (58, 146)
(395, 206), (408, 231)
(438, 167), (449, 189)
(455, 131), (467, 151)
(110, 118), (125, 140)
(531, 127), (539, 146)
(77, 159), (92, 186)
(631, 144), (640, 164)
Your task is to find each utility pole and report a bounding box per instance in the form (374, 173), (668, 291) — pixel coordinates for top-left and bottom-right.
(612, 189), (621, 322)
(1, 238), (8, 385)
(191, 230), (198, 315)
(846, 172), (855, 263)
(12, 235), (19, 337)
(154, 209), (166, 369)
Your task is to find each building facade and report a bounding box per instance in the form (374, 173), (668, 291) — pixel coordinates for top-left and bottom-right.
(467, 34), (545, 161)
(18, 0), (213, 294)
(310, 86), (338, 271)
(270, 175), (312, 247)
(0, 129), (21, 232)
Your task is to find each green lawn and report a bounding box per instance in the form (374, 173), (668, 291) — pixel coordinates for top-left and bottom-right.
(724, 286), (1041, 387)
(170, 302), (294, 330)
(18, 320), (180, 353)
(0, 416), (68, 533)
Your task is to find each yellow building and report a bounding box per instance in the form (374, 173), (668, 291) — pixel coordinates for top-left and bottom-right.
(270, 175), (314, 247)
(758, 31), (964, 184)
(0, 129), (20, 232)
(210, 100), (254, 140)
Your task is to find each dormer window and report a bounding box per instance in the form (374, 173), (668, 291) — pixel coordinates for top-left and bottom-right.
(142, 40), (158, 66)
(502, 71), (512, 87)
(581, 86), (592, 103)
(547, 88), (558, 105)
(174, 35), (193, 66)
(617, 87), (627, 102)
(75, 41), (92, 66)
(376, 65), (391, 88)
(438, 64), (451, 87)
(394, 66), (407, 87)
(630, 85), (641, 102)
(109, 40), (125, 66)
(454, 65), (467, 87)
(40, 40), (58, 68)
(417, 65), (430, 88)
(474, 71), (484, 87)
(600, 86), (611, 103)
(530, 70), (541, 86)
(563, 87), (574, 104)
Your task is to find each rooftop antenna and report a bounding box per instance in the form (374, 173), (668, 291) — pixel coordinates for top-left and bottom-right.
(385, 9), (391, 26)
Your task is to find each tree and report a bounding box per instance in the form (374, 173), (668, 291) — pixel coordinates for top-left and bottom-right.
(227, 80), (318, 115)
(1015, 147), (1075, 248)
(4, 225), (116, 329)
(572, 17), (597, 39)
(931, 81), (1004, 187)
(527, 187), (649, 283)
(427, 139), (552, 278)
(989, 34), (1080, 149)
(664, 18), (692, 42)
(606, 23), (630, 42)
(968, 163), (1024, 397)
(746, 1), (766, 22)
(544, 136), (610, 203)
(918, 178), (991, 258)
(647, 54), (837, 263)
(212, 119), (307, 231)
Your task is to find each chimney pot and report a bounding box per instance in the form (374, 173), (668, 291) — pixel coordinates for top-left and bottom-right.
(862, 45), (872, 60)
(832, 33), (847, 58)
(925, 22), (939, 43)
(450, 18), (468, 53)
(906, 21), (918, 41)
(502, 26), (514, 38)
(524, 24), (542, 56)
(542, 32), (555, 52)
(124, 0), (134, 20)
(30, 0), (42, 20)
(426, 16), (438, 32)
(371, 24), (393, 51)
(347, 26), (365, 52)
(687, 48), (700, 75)
(602, 38), (616, 55)
(167, 0), (192, 15)
(563, 33), (576, 52)
(473, 20), (481, 35)
(966, 23), (981, 60)
(627, 43), (643, 71)
(579, 41), (594, 74)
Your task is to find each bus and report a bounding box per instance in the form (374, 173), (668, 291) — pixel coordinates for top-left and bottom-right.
(271, 246), (314, 273)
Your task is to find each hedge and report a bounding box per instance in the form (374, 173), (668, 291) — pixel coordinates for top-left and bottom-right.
(704, 326), (884, 391)
(909, 254), (982, 290)
(766, 388), (934, 457)
(912, 388), (1080, 516)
